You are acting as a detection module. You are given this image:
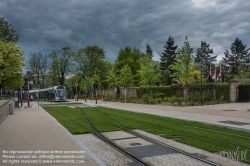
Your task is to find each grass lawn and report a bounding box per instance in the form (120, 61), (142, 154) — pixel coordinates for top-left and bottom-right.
(43, 105), (250, 164)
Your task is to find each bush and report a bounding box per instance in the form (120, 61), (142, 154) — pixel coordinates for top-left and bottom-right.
(168, 95), (183, 105)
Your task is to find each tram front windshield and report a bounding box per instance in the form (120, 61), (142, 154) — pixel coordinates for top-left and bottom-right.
(56, 87), (65, 97)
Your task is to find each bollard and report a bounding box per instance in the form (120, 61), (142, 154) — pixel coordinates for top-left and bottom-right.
(27, 92), (30, 107)
(95, 94), (98, 104)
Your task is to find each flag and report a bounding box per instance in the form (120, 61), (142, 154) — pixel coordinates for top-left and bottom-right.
(211, 72), (216, 80)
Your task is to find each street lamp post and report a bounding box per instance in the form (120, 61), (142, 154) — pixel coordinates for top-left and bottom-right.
(38, 84), (40, 108)
(199, 55), (202, 105)
(95, 81), (98, 104)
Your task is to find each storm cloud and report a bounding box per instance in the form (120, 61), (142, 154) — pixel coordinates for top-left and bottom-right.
(1, 0), (249, 64)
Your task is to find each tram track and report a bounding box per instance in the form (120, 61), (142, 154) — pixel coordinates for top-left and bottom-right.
(85, 106), (220, 166)
(41, 102), (149, 166)
(40, 102), (248, 165)
(96, 107), (250, 151)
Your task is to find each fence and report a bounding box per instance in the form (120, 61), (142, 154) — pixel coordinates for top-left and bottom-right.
(97, 88), (138, 99)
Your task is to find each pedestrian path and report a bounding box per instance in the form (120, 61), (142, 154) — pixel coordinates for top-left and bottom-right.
(0, 101), (105, 166)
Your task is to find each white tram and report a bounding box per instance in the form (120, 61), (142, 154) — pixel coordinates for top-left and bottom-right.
(29, 86), (66, 101)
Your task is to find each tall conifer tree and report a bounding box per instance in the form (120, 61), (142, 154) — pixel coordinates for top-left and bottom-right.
(160, 36), (178, 72)
(223, 38), (250, 75)
(146, 43), (153, 59)
(195, 41), (217, 77)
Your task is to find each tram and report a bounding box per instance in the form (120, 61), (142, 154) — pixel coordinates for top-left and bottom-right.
(29, 86), (66, 101)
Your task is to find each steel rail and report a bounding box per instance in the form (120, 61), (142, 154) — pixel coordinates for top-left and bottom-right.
(92, 107), (221, 166)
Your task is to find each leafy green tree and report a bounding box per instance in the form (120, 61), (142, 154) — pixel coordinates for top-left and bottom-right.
(98, 60), (112, 88)
(120, 64), (134, 88)
(74, 45), (105, 85)
(113, 46), (142, 84)
(138, 55), (161, 95)
(0, 41), (24, 89)
(223, 38), (250, 76)
(170, 36), (199, 86)
(146, 43), (153, 59)
(159, 69), (171, 85)
(106, 67), (119, 98)
(195, 41), (217, 77)
(48, 47), (73, 86)
(0, 17), (19, 44)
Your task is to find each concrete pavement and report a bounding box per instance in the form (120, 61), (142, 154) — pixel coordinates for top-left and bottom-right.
(0, 101), (105, 166)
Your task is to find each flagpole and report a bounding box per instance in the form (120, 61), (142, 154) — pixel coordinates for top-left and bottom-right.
(210, 63), (211, 76)
(215, 63), (216, 83)
(220, 61), (221, 82)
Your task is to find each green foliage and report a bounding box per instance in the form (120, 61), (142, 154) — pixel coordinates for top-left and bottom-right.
(160, 36), (178, 71)
(159, 69), (172, 85)
(188, 83), (230, 103)
(0, 17), (19, 44)
(113, 46), (143, 84)
(223, 38), (250, 75)
(106, 67), (119, 89)
(74, 45), (105, 79)
(138, 55), (161, 89)
(137, 84), (183, 99)
(233, 72), (250, 85)
(170, 36), (200, 86)
(146, 43), (153, 59)
(120, 64), (134, 88)
(195, 41), (217, 77)
(0, 41), (24, 89)
(168, 95), (184, 105)
(215, 84), (230, 101)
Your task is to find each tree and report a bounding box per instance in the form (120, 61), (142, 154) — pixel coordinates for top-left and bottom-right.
(160, 36), (178, 85)
(48, 47), (73, 86)
(113, 46), (143, 84)
(195, 41), (217, 77)
(0, 41), (24, 89)
(170, 36), (199, 86)
(0, 17), (19, 44)
(74, 45), (105, 84)
(138, 55), (161, 95)
(146, 43), (153, 59)
(120, 65), (134, 88)
(26, 52), (48, 88)
(106, 67), (119, 98)
(98, 60), (112, 88)
(223, 38), (250, 76)
(160, 36), (178, 71)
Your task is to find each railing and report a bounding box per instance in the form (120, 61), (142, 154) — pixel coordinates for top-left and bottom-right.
(0, 99), (15, 125)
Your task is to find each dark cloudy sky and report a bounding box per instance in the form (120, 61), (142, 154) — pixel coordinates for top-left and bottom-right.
(1, 0), (250, 64)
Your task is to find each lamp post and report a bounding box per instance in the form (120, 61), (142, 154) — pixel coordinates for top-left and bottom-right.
(95, 80), (98, 104)
(199, 55), (202, 105)
(37, 84), (40, 108)
(124, 84), (127, 103)
(84, 81), (86, 102)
